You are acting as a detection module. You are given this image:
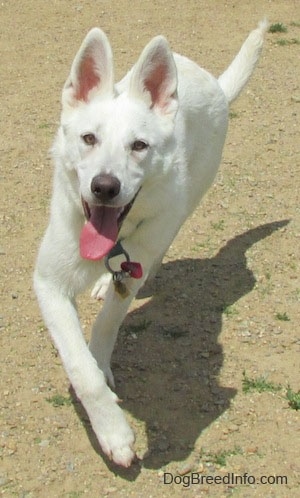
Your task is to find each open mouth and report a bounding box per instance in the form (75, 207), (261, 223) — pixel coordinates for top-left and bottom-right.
(79, 194), (138, 261)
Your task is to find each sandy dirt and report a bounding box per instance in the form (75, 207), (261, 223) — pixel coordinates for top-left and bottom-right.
(1, 1), (299, 497)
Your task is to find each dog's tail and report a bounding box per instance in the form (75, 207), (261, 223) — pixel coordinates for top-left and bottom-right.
(218, 19), (268, 104)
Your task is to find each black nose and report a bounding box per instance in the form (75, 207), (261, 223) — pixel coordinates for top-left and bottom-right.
(91, 174), (121, 202)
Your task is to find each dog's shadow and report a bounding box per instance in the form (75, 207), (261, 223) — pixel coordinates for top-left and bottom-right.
(71, 220), (288, 477)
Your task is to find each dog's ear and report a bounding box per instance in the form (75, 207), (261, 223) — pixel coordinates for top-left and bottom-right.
(129, 36), (178, 119)
(62, 28), (114, 108)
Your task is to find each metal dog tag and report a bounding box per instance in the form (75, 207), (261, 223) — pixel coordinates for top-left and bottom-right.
(105, 241), (143, 299)
(114, 280), (130, 298)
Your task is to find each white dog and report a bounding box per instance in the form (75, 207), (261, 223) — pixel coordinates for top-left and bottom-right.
(34, 21), (267, 467)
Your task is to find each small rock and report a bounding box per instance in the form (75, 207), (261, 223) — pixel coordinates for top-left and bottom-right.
(157, 438), (170, 452)
(241, 330), (251, 337)
(206, 464), (216, 472)
(66, 461), (74, 472)
(104, 486), (118, 494)
(201, 352), (210, 358)
(6, 441), (17, 455)
(0, 474), (9, 487)
(246, 446), (258, 454)
(54, 417), (68, 429)
(228, 423), (239, 432)
(177, 461), (194, 475)
(39, 439), (50, 448)
(220, 434), (228, 440)
(214, 399), (225, 405)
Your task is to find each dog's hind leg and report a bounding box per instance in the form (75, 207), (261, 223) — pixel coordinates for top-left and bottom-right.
(91, 272), (112, 300)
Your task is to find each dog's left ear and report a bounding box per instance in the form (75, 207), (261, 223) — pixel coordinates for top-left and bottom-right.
(62, 28), (114, 109)
(129, 36), (178, 119)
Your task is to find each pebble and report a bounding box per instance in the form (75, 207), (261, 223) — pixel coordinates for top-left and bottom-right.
(157, 439), (170, 452)
(54, 417), (68, 429)
(6, 441), (17, 455)
(177, 461), (194, 475)
(241, 330), (252, 337)
(201, 352), (210, 358)
(39, 439), (50, 448)
(104, 486), (118, 494)
(241, 336), (252, 343)
(246, 446), (258, 454)
(227, 423), (239, 432)
(214, 399), (225, 405)
(0, 474), (9, 487)
(66, 461), (74, 472)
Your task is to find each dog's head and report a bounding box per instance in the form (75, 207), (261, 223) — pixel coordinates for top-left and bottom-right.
(57, 28), (178, 260)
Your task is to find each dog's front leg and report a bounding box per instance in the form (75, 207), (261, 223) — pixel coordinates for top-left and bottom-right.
(89, 274), (146, 387)
(89, 216), (179, 386)
(34, 271), (135, 467)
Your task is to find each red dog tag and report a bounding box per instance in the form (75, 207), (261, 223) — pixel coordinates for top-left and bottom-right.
(121, 261), (143, 279)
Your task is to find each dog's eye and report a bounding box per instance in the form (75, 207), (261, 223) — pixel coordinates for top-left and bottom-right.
(131, 140), (149, 152)
(82, 133), (97, 146)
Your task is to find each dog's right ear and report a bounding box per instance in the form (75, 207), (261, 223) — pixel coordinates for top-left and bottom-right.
(62, 28), (114, 109)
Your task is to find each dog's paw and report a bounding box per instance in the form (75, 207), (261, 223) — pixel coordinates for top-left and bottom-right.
(94, 402), (136, 467)
(111, 444), (136, 468)
(101, 429), (136, 467)
(85, 384), (136, 467)
(91, 273), (112, 300)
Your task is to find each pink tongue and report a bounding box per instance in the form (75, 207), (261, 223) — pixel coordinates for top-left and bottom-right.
(80, 205), (119, 260)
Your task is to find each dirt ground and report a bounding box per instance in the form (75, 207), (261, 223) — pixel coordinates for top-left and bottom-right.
(1, 0), (299, 497)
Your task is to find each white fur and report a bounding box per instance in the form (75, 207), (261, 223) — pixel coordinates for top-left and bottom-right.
(34, 22), (266, 467)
